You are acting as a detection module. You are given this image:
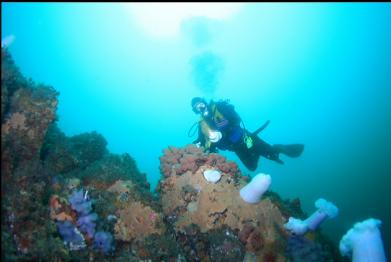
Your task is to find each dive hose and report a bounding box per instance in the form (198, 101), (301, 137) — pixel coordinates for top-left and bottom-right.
(187, 121), (199, 137)
(252, 120), (270, 136)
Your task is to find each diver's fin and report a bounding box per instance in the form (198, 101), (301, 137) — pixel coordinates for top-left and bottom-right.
(273, 144), (304, 158)
(274, 157), (284, 165)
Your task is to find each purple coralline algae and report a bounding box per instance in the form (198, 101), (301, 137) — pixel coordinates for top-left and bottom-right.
(93, 231), (114, 254)
(77, 213), (98, 238)
(56, 221), (86, 251)
(69, 189), (92, 216)
(69, 189), (98, 238)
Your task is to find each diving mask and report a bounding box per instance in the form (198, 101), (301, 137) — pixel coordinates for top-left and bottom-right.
(195, 102), (209, 116)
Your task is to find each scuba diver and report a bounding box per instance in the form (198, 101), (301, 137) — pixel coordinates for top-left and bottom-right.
(189, 97), (304, 171)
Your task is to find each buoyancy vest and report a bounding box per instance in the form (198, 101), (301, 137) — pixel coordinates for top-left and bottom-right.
(210, 102), (230, 130)
(199, 101), (244, 149)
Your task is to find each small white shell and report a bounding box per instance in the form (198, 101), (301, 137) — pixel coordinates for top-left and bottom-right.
(203, 169), (221, 183)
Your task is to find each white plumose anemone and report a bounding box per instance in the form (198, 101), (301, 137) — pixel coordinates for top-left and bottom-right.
(239, 173), (271, 204)
(284, 198), (338, 235)
(339, 218), (386, 262)
(203, 169), (221, 183)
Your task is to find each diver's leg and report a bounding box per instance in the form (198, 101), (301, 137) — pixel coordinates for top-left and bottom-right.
(252, 136), (284, 164)
(234, 144), (259, 171)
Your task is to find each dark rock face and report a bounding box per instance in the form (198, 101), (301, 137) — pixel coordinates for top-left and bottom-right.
(1, 49), (159, 261)
(2, 49), (59, 175)
(41, 124), (108, 174)
(2, 48), (62, 260)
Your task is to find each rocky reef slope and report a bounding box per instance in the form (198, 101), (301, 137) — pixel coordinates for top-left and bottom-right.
(1, 48), (345, 261)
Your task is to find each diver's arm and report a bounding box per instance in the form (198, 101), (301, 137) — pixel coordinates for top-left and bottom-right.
(196, 119), (222, 153)
(193, 124), (206, 148)
(208, 143), (218, 153)
(204, 130), (222, 153)
(196, 135), (219, 153)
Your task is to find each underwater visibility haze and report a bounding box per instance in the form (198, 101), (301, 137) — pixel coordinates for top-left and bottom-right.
(2, 2), (391, 261)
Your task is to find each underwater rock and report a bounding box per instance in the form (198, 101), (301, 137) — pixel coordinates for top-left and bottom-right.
(65, 177), (81, 192)
(71, 153), (150, 191)
(114, 201), (165, 242)
(107, 179), (135, 202)
(41, 124), (108, 174)
(158, 145), (288, 261)
(1, 49), (67, 261)
(208, 226), (246, 262)
(159, 144), (239, 178)
(49, 195), (74, 222)
(130, 234), (181, 261)
(106, 179), (165, 244)
(1, 49), (59, 174)
(157, 145), (344, 261)
(285, 235), (328, 261)
(238, 223), (264, 252)
(2, 48), (28, 120)
(68, 131), (108, 168)
(2, 162), (63, 260)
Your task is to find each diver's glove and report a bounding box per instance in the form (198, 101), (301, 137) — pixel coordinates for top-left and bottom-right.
(208, 130), (222, 143)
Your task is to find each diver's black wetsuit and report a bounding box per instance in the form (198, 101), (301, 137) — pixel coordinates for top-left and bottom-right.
(194, 100), (303, 171)
(231, 131), (282, 171)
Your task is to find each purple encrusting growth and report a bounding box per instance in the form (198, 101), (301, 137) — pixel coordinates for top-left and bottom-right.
(94, 231), (114, 254)
(69, 189), (97, 238)
(67, 189), (115, 252)
(56, 220), (86, 251)
(69, 189), (92, 216)
(77, 212), (98, 238)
